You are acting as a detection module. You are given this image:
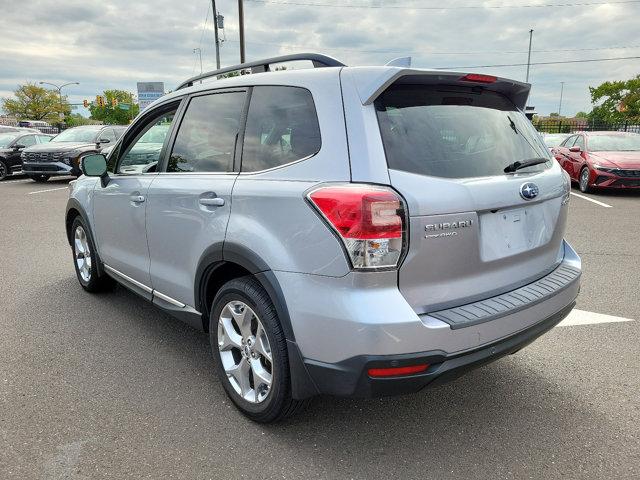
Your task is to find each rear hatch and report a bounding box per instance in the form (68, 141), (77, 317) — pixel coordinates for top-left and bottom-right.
(373, 75), (569, 314)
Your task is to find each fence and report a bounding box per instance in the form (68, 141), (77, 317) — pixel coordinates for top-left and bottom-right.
(0, 119), (68, 135)
(534, 121), (640, 134)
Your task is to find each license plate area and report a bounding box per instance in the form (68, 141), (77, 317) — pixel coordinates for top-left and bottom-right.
(479, 203), (555, 261)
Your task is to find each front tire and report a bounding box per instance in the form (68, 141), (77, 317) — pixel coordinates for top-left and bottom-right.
(210, 276), (304, 423)
(71, 217), (114, 292)
(579, 167), (591, 193)
(29, 174), (49, 183)
(0, 160), (8, 181)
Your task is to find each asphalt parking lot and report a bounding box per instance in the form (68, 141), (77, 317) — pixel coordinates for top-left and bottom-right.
(0, 176), (638, 479)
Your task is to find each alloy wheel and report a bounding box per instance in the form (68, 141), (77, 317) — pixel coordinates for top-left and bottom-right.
(217, 300), (273, 403)
(74, 225), (92, 282)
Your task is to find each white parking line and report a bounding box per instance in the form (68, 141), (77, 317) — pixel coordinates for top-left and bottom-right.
(1, 179), (30, 184)
(557, 309), (634, 327)
(27, 187), (68, 195)
(570, 192), (613, 208)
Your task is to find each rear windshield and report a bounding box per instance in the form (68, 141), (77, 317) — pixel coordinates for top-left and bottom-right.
(375, 85), (551, 178)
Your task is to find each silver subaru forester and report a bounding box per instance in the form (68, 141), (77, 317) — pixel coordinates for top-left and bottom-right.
(66, 54), (581, 422)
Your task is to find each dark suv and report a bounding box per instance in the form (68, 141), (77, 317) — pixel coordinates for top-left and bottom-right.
(0, 130), (53, 180)
(22, 125), (126, 182)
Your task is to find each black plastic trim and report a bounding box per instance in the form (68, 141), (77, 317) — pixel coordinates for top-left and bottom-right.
(302, 302), (576, 398)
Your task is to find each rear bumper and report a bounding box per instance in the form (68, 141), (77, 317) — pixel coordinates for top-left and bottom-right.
(301, 301), (575, 398)
(281, 240), (581, 399)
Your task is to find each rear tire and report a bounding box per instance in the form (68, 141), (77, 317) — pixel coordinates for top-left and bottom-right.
(29, 174), (49, 183)
(579, 167), (591, 193)
(210, 276), (305, 423)
(71, 216), (115, 292)
(0, 160), (8, 181)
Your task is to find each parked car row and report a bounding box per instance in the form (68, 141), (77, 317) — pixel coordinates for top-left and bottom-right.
(0, 124), (126, 182)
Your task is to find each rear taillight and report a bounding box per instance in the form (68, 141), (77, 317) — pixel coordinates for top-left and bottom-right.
(307, 184), (406, 270)
(368, 364), (429, 378)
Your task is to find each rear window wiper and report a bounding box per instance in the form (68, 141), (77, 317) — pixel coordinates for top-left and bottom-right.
(504, 157), (549, 173)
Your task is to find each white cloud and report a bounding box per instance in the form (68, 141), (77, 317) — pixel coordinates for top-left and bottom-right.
(0, 0), (639, 115)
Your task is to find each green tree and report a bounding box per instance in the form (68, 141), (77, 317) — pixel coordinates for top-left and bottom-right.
(1, 83), (71, 122)
(575, 111), (588, 119)
(588, 75), (640, 123)
(89, 89), (139, 125)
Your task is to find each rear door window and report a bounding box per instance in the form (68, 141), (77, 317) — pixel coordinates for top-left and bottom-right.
(168, 91), (244, 173)
(241, 86), (321, 172)
(375, 85), (551, 178)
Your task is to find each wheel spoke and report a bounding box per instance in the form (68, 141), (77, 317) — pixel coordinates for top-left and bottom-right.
(230, 302), (253, 338)
(218, 317), (242, 351)
(250, 358), (272, 389)
(74, 237), (84, 254)
(227, 359), (252, 399)
(254, 323), (272, 363)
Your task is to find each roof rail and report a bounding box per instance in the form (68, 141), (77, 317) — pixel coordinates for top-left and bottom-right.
(176, 53), (346, 90)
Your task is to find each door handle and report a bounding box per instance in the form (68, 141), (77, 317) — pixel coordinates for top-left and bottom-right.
(199, 197), (225, 207)
(130, 194), (145, 203)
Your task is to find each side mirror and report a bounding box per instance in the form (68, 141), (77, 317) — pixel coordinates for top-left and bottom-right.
(569, 146), (581, 153)
(98, 138), (110, 144)
(13, 144), (25, 150)
(81, 153), (109, 187)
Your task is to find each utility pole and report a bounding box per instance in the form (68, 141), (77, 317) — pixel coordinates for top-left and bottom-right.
(238, 0), (245, 63)
(558, 81), (565, 116)
(525, 29), (533, 83)
(193, 48), (203, 74)
(212, 0), (221, 69)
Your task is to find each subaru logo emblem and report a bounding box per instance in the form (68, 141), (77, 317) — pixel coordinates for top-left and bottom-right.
(520, 182), (539, 200)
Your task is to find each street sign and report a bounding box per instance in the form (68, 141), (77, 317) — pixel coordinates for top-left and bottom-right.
(137, 82), (164, 111)
(118, 103), (131, 111)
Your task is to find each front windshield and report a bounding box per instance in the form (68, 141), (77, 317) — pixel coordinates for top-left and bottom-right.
(0, 132), (20, 148)
(138, 125), (170, 143)
(588, 133), (640, 152)
(375, 85), (551, 178)
(51, 128), (100, 143)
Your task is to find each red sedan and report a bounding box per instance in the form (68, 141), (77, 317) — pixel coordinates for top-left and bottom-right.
(552, 131), (640, 193)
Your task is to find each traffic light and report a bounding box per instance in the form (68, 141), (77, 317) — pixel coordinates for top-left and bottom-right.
(83, 99), (89, 108)
(111, 98), (119, 107)
(96, 95), (105, 107)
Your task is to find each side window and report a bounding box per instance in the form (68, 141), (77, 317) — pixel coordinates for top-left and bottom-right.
(562, 135), (576, 147)
(242, 86), (321, 172)
(19, 135), (37, 147)
(116, 108), (177, 174)
(37, 135), (52, 144)
(99, 128), (117, 143)
(114, 127), (126, 140)
(168, 91), (244, 173)
(574, 135), (585, 150)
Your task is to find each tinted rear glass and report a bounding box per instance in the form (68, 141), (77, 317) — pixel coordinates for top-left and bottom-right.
(375, 85), (551, 178)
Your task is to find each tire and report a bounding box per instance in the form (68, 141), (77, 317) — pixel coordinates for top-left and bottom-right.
(29, 174), (49, 183)
(579, 167), (591, 193)
(210, 276), (305, 423)
(0, 160), (8, 181)
(70, 216), (114, 292)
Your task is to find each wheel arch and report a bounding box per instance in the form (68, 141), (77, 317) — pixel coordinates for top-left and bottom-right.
(195, 242), (296, 342)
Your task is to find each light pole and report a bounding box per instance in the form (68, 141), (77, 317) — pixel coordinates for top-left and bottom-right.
(558, 81), (565, 117)
(212, 0), (221, 69)
(525, 29), (533, 83)
(238, 0), (245, 63)
(193, 48), (203, 74)
(39, 81), (79, 121)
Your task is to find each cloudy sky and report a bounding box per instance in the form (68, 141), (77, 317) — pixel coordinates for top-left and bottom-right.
(1, 0), (639, 116)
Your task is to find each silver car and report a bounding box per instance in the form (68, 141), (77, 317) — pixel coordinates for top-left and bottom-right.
(66, 54), (580, 422)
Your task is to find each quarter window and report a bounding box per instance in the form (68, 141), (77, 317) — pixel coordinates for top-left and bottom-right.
(168, 92), (244, 173)
(241, 86), (321, 172)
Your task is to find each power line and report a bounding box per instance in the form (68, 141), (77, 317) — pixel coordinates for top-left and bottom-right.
(244, 0), (640, 9)
(433, 55), (640, 70)
(225, 39), (640, 56)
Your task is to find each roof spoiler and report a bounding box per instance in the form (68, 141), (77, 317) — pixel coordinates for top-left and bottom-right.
(347, 68), (531, 110)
